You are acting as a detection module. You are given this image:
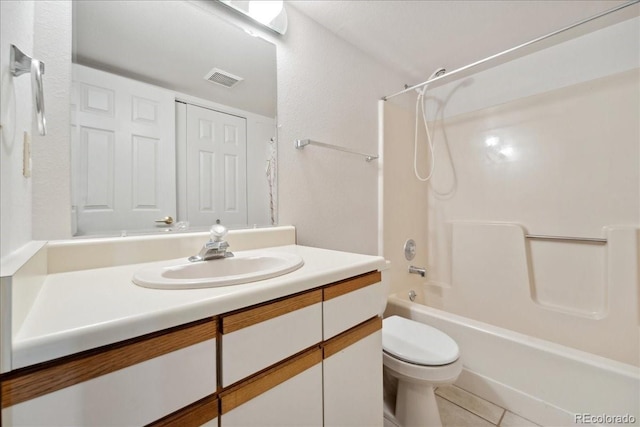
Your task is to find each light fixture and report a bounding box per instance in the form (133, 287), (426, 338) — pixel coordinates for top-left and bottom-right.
(219, 1), (288, 35)
(248, 1), (283, 26)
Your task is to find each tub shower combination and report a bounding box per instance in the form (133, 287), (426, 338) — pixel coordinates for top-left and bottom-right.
(385, 292), (638, 426)
(380, 2), (639, 425)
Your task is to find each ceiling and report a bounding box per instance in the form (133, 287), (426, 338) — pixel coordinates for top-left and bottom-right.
(73, 0), (277, 117)
(289, 0), (631, 85)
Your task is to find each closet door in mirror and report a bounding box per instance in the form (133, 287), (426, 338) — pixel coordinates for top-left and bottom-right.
(184, 104), (247, 227)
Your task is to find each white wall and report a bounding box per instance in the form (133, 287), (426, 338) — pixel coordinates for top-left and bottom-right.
(0, 1), (35, 260)
(31, 0), (73, 241)
(203, 3), (410, 255)
(0, 0), (72, 260)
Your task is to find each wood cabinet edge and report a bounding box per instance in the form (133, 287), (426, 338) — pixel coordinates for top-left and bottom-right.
(222, 289), (322, 334)
(1, 317), (217, 408)
(146, 393), (219, 427)
(219, 347), (322, 414)
(323, 271), (381, 301)
(1, 268), (383, 416)
(323, 317), (382, 359)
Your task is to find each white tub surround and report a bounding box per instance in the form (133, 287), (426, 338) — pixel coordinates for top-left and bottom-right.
(380, 17), (640, 368)
(385, 294), (640, 427)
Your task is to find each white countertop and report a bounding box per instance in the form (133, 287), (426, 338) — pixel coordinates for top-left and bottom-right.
(13, 245), (386, 368)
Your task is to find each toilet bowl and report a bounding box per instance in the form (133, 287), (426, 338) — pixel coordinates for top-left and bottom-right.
(382, 315), (462, 427)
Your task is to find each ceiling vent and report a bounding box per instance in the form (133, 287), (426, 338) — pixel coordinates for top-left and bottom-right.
(204, 68), (243, 88)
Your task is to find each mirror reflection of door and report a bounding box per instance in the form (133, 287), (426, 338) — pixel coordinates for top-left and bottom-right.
(71, 66), (176, 235)
(183, 104), (247, 228)
(72, 0), (277, 236)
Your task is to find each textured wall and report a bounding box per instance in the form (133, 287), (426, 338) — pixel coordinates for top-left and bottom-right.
(32, 0), (73, 241)
(0, 1), (35, 260)
(241, 5), (410, 255)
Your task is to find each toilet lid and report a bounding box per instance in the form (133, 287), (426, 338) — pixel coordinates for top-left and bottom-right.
(382, 315), (460, 366)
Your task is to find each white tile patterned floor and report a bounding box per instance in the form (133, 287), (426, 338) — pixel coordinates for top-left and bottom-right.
(435, 385), (541, 427)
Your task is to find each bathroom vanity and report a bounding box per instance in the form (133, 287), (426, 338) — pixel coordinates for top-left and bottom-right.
(0, 226), (387, 426)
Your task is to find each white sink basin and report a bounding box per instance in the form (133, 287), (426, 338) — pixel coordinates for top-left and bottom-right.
(132, 249), (304, 289)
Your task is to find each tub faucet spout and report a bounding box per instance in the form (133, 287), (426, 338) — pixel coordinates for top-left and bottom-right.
(409, 265), (426, 277)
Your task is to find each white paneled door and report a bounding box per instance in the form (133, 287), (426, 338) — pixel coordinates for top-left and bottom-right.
(185, 104), (247, 227)
(71, 65), (176, 235)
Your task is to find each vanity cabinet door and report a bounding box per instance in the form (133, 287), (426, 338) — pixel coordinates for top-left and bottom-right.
(220, 289), (322, 387)
(220, 348), (323, 427)
(323, 317), (383, 427)
(148, 395), (219, 427)
(1, 319), (217, 427)
(323, 271), (383, 339)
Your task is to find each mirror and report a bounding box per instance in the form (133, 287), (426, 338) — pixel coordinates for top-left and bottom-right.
(71, 0), (277, 236)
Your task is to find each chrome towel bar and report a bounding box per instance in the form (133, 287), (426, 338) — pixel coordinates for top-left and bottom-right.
(295, 139), (378, 162)
(10, 44), (46, 136)
(525, 234), (607, 245)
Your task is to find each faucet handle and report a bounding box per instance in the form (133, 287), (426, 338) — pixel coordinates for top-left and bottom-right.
(210, 224), (228, 242)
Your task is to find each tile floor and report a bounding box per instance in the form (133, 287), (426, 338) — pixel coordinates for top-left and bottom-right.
(435, 385), (540, 427)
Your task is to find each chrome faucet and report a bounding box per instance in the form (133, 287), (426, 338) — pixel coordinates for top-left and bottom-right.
(408, 265), (426, 277)
(188, 224), (234, 262)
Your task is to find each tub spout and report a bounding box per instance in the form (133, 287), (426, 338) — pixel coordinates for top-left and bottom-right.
(409, 266), (426, 277)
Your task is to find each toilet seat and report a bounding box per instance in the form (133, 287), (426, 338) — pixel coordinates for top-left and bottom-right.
(382, 315), (463, 427)
(382, 315), (459, 366)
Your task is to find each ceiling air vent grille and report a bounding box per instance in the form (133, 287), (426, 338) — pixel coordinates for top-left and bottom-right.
(204, 68), (243, 88)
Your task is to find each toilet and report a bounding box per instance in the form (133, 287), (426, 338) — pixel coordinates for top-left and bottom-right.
(382, 315), (462, 427)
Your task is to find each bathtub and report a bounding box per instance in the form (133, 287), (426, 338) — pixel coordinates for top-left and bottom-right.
(385, 292), (640, 426)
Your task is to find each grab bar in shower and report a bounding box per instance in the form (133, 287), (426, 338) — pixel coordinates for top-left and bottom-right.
(525, 234), (607, 245)
(10, 44), (46, 136)
(295, 139), (379, 162)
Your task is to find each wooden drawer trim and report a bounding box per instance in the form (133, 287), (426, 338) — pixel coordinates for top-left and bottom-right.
(1, 317), (218, 409)
(220, 347), (322, 414)
(323, 271), (381, 301)
(147, 394), (218, 427)
(323, 316), (382, 359)
(222, 289), (322, 334)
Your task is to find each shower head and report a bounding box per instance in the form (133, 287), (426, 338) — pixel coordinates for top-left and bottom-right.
(417, 67), (446, 95)
(428, 67), (446, 80)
